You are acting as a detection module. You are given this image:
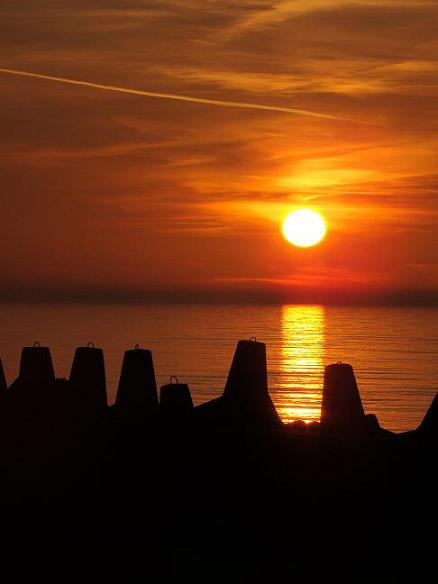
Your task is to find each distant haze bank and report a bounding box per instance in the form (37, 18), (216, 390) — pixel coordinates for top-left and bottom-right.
(0, 286), (437, 307)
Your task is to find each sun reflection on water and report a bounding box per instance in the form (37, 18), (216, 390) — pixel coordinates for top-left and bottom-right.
(277, 305), (325, 424)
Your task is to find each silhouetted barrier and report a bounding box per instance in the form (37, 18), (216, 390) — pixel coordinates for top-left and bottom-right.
(320, 362), (366, 432)
(223, 339), (267, 401)
(115, 346), (158, 417)
(70, 343), (107, 412)
(0, 338), (435, 581)
(0, 357), (6, 392)
(160, 376), (194, 414)
(0, 339), (434, 438)
(196, 338), (282, 430)
(417, 392), (438, 435)
(222, 338), (281, 428)
(10, 342), (55, 389)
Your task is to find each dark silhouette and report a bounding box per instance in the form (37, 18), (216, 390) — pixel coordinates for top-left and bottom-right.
(223, 338), (282, 427)
(0, 357), (6, 392)
(115, 345), (159, 418)
(195, 338), (282, 430)
(70, 343), (107, 414)
(417, 392), (438, 437)
(9, 342), (55, 390)
(0, 337), (435, 581)
(160, 376), (194, 414)
(320, 362), (365, 429)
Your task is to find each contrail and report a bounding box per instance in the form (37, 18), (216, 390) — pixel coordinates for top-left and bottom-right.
(0, 67), (357, 122)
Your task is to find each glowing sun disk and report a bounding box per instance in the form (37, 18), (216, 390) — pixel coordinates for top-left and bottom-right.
(282, 209), (327, 248)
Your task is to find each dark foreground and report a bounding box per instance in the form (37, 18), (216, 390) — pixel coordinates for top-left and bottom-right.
(0, 339), (436, 582)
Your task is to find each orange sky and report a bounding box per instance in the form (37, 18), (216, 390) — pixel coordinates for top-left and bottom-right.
(1, 1), (438, 304)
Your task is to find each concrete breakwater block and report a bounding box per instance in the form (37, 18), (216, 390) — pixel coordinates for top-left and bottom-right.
(160, 377), (194, 414)
(69, 344), (107, 411)
(0, 358), (6, 392)
(321, 362), (365, 431)
(222, 338), (281, 428)
(115, 346), (158, 415)
(417, 392), (438, 435)
(12, 343), (55, 388)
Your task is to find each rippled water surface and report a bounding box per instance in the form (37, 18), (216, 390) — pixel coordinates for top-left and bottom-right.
(0, 303), (437, 432)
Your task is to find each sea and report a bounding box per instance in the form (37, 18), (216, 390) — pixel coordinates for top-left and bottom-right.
(0, 303), (437, 433)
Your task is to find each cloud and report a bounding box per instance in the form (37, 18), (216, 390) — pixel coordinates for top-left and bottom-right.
(0, 68), (353, 121)
(0, 1), (438, 301)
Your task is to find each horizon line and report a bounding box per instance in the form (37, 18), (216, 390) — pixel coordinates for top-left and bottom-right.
(0, 296), (437, 308)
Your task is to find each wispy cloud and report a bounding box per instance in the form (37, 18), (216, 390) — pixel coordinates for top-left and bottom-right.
(0, 67), (356, 121)
(1, 1), (438, 300)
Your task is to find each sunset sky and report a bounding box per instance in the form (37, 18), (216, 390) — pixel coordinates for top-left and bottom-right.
(1, 1), (438, 304)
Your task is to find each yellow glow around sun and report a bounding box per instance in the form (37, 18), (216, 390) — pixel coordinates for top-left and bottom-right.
(282, 209), (327, 248)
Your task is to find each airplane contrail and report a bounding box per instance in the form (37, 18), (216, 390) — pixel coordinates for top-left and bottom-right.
(0, 67), (359, 123)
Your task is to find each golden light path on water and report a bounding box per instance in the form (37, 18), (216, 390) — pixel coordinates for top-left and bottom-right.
(276, 305), (325, 424)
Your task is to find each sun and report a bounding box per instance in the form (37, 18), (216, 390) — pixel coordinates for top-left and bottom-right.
(282, 209), (327, 248)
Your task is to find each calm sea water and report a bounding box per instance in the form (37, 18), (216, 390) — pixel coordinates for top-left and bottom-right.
(0, 303), (437, 432)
